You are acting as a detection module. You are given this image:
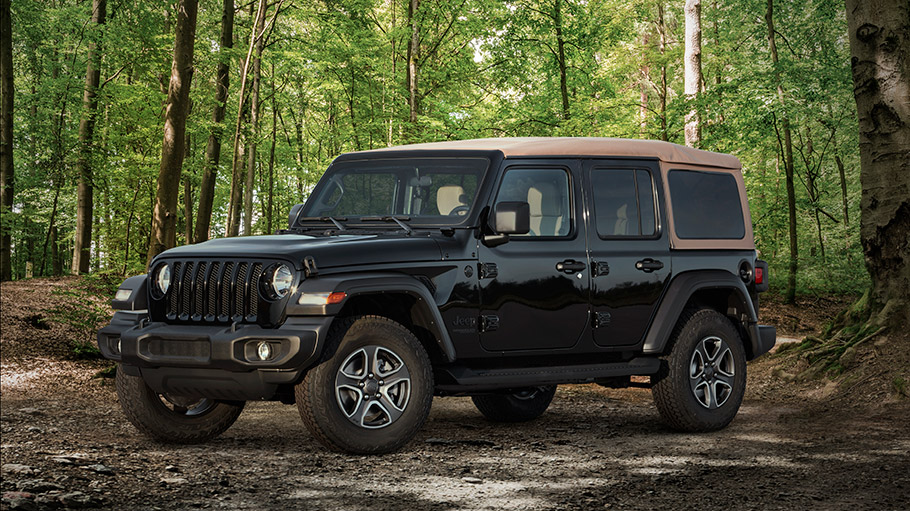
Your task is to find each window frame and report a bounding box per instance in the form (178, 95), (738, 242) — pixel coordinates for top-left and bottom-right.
(589, 166), (662, 241)
(667, 168), (746, 240)
(491, 164), (577, 240)
(301, 157), (489, 227)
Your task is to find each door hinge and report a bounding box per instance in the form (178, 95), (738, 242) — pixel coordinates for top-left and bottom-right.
(593, 261), (610, 277)
(479, 262), (498, 279)
(592, 311), (612, 328)
(480, 315), (500, 332)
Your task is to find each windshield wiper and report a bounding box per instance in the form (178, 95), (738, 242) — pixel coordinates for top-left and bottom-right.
(361, 215), (413, 234)
(299, 216), (348, 231)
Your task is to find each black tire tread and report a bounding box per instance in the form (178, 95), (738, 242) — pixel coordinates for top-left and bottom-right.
(295, 315), (434, 454)
(651, 308), (746, 432)
(472, 386), (557, 423)
(115, 367), (244, 444)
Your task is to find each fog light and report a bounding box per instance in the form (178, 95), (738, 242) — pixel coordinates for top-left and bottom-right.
(257, 341), (272, 361)
(116, 338), (121, 354)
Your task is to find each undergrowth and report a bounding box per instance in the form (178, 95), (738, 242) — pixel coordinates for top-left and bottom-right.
(48, 276), (117, 360)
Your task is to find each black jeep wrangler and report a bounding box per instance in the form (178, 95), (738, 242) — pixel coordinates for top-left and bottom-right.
(99, 137), (776, 454)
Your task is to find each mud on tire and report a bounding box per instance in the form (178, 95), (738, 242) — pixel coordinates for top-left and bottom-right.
(115, 367), (245, 444)
(651, 308), (747, 432)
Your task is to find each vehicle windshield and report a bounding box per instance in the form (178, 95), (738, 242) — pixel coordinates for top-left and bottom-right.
(301, 158), (488, 227)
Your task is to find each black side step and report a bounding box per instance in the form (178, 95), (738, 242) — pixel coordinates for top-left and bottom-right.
(435, 357), (661, 394)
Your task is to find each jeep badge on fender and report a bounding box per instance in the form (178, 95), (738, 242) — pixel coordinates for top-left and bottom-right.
(98, 137), (776, 454)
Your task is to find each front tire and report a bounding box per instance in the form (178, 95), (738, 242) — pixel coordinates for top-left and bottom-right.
(472, 386), (557, 423)
(651, 309), (747, 432)
(296, 316), (434, 454)
(115, 367), (244, 444)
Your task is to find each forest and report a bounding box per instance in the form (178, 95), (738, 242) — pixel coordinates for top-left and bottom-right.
(0, 0), (881, 300)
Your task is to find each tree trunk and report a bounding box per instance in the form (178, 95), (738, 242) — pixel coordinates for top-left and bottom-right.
(39, 182), (61, 276)
(835, 152), (849, 226)
(555, 0), (569, 121)
(406, 0), (419, 127)
(267, 65), (277, 234)
(51, 225), (61, 276)
(683, 0), (701, 147)
(122, 178), (141, 275)
(0, 0), (13, 280)
(147, 0), (198, 266)
(227, 0), (266, 237)
(71, 0), (106, 274)
(846, 0), (910, 328)
(657, 2), (668, 142)
(243, 7), (265, 237)
(639, 31), (649, 137)
(195, 0), (234, 244)
(765, 0), (798, 304)
(183, 162), (193, 243)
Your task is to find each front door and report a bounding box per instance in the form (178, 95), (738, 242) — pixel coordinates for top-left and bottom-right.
(584, 160), (672, 347)
(478, 160), (590, 352)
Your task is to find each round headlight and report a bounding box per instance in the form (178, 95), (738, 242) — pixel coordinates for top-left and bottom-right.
(270, 264), (294, 298)
(154, 264), (171, 294)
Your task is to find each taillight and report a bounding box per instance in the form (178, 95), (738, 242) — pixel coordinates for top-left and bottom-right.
(754, 267), (764, 285)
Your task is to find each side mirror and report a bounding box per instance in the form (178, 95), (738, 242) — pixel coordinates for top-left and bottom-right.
(483, 202), (529, 248)
(493, 201), (530, 235)
(288, 204), (305, 229)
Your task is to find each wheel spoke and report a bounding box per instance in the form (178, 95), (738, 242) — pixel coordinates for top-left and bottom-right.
(351, 394), (372, 423)
(717, 348), (735, 378)
(690, 349), (705, 380)
(692, 381), (709, 408)
(703, 380), (718, 409)
(380, 379), (410, 411)
(373, 399), (402, 424)
(375, 347), (406, 378)
(336, 371), (362, 389)
(340, 348), (367, 379)
(713, 380), (733, 407)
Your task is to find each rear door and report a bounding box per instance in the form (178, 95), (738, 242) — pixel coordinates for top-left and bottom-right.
(584, 160), (671, 347)
(478, 160), (590, 352)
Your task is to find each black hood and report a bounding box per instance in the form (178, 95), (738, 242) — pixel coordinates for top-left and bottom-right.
(153, 233), (443, 270)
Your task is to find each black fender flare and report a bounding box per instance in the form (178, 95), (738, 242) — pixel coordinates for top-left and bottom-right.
(292, 273), (456, 363)
(112, 275), (149, 311)
(642, 270), (764, 360)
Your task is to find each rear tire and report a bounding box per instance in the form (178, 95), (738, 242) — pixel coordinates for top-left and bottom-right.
(472, 386), (557, 423)
(296, 316), (434, 454)
(651, 308), (746, 432)
(115, 366), (244, 444)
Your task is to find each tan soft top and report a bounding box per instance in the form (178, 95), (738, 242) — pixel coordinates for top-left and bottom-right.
(355, 137), (741, 169)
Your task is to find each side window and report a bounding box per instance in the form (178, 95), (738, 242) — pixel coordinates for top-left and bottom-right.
(668, 169), (745, 239)
(496, 168), (571, 237)
(591, 168), (656, 237)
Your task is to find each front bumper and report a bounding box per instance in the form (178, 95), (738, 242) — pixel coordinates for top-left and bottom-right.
(97, 312), (333, 400)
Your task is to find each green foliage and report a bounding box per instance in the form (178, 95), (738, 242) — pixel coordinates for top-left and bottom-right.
(48, 285), (112, 359)
(5, 0), (867, 295)
(893, 377), (907, 398)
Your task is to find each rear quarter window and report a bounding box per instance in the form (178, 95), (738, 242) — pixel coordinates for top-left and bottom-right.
(668, 169), (745, 239)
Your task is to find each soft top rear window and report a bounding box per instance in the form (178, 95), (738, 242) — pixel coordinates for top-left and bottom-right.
(668, 169), (745, 240)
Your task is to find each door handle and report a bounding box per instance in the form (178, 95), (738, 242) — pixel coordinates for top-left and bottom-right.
(635, 258), (664, 273)
(556, 259), (586, 274)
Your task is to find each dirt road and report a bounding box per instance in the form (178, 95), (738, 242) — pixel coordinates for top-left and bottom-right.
(2, 360), (908, 511)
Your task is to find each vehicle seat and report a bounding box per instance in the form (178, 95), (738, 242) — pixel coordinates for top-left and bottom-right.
(437, 185), (467, 215)
(613, 203), (629, 235)
(527, 183), (564, 236)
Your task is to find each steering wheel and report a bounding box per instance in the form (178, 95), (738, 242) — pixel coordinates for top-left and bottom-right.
(450, 205), (470, 216)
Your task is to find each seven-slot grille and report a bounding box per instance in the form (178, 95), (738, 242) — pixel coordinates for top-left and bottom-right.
(165, 260), (266, 323)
